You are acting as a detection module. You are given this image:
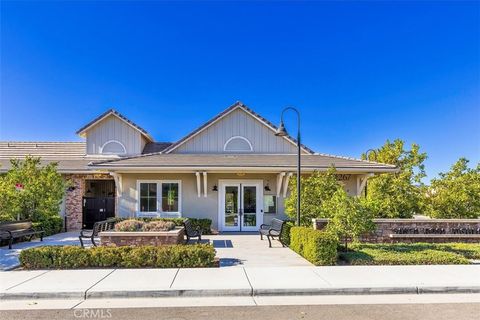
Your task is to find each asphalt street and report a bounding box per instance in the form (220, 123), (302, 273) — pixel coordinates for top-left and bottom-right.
(2, 303), (479, 320)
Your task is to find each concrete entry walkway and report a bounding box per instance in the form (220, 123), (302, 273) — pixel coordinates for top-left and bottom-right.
(205, 232), (312, 267)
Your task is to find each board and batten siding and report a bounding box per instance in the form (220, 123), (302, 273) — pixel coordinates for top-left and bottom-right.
(173, 109), (303, 154)
(86, 115), (145, 155)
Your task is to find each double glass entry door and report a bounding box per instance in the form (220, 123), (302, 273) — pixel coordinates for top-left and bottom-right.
(220, 181), (263, 231)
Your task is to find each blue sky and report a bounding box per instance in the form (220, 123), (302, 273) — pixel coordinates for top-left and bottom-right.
(1, 1), (479, 180)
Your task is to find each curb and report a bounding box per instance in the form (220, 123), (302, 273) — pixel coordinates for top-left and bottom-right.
(2, 286), (480, 300)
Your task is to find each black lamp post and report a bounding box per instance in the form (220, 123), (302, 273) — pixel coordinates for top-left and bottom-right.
(275, 106), (301, 226)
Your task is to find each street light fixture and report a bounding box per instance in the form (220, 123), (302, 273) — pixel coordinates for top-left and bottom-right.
(275, 106), (301, 226)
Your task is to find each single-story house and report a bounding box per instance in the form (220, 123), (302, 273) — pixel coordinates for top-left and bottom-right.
(0, 102), (397, 231)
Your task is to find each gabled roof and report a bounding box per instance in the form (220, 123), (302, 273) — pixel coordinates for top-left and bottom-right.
(161, 101), (315, 154)
(76, 109), (154, 142)
(142, 142), (173, 154)
(0, 141), (94, 173)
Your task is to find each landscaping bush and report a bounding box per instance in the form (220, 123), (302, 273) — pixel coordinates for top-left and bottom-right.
(114, 219), (145, 231)
(187, 218), (213, 235)
(32, 215), (63, 236)
(340, 243), (470, 265)
(141, 220), (176, 232)
(19, 244), (217, 269)
(280, 220), (294, 246)
(289, 226), (338, 265)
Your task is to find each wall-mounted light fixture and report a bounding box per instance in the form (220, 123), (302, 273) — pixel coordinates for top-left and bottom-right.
(264, 183), (271, 192)
(212, 185), (218, 192)
(67, 186), (76, 192)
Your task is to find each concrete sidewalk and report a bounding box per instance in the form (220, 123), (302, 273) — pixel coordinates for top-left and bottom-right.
(1, 265), (479, 301)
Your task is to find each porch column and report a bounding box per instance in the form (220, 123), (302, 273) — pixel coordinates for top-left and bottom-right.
(110, 172), (123, 217)
(195, 172), (201, 198)
(203, 172), (208, 198)
(276, 172), (286, 197)
(356, 173), (374, 196)
(282, 172), (293, 198)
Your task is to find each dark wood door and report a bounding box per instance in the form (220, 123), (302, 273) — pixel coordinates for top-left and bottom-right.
(82, 197), (115, 229)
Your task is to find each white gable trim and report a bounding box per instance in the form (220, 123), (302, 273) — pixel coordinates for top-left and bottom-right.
(164, 104), (312, 154)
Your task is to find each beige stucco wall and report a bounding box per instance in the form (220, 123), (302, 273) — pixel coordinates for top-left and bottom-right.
(118, 172), (363, 230)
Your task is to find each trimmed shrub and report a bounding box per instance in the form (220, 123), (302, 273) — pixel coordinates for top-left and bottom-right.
(188, 218), (213, 235)
(115, 219), (145, 231)
(290, 226), (338, 265)
(19, 244), (217, 269)
(113, 217), (212, 234)
(142, 221), (176, 232)
(340, 243), (470, 265)
(32, 215), (63, 236)
(280, 221), (294, 246)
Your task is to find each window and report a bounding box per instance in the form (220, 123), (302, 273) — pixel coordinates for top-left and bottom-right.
(263, 195), (277, 214)
(162, 182), (179, 212)
(137, 180), (182, 215)
(139, 183), (157, 212)
(223, 136), (253, 152)
(100, 140), (126, 155)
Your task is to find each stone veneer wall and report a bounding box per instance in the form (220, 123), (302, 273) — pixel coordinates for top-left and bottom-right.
(64, 173), (114, 231)
(313, 218), (480, 243)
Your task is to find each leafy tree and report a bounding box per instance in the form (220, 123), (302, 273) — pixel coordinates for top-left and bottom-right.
(425, 158), (480, 218)
(285, 167), (342, 226)
(325, 189), (376, 251)
(0, 157), (66, 224)
(362, 139), (427, 218)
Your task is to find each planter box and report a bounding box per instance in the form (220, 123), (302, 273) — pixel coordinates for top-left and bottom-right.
(99, 227), (185, 246)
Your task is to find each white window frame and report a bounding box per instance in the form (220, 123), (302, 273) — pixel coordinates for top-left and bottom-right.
(136, 180), (159, 215)
(136, 180), (182, 217)
(263, 194), (278, 214)
(223, 136), (253, 152)
(100, 139), (127, 155)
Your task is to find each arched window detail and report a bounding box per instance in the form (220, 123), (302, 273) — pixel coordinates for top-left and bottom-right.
(223, 136), (253, 152)
(100, 140), (127, 155)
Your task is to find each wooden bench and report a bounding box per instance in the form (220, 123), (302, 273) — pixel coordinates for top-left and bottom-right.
(260, 218), (286, 248)
(184, 219), (202, 244)
(0, 220), (44, 249)
(79, 219), (116, 248)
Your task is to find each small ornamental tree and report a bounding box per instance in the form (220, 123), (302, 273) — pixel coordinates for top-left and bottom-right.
(362, 139), (427, 218)
(0, 157), (66, 227)
(325, 189), (375, 251)
(425, 158), (480, 218)
(285, 167), (342, 226)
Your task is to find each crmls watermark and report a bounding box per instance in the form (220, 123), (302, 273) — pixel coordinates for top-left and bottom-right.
(73, 309), (112, 318)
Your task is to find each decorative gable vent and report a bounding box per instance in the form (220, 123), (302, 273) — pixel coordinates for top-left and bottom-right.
(100, 140), (127, 155)
(223, 136), (253, 152)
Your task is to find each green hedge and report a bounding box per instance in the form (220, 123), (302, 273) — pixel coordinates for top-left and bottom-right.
(280, 221), (294, 246)
(19, 244), (217, 269)
(290, 226), (338, 265)
(340, 243), (470, 265)
(188, 218), (213, 235)
(32, 215), (63, 236)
